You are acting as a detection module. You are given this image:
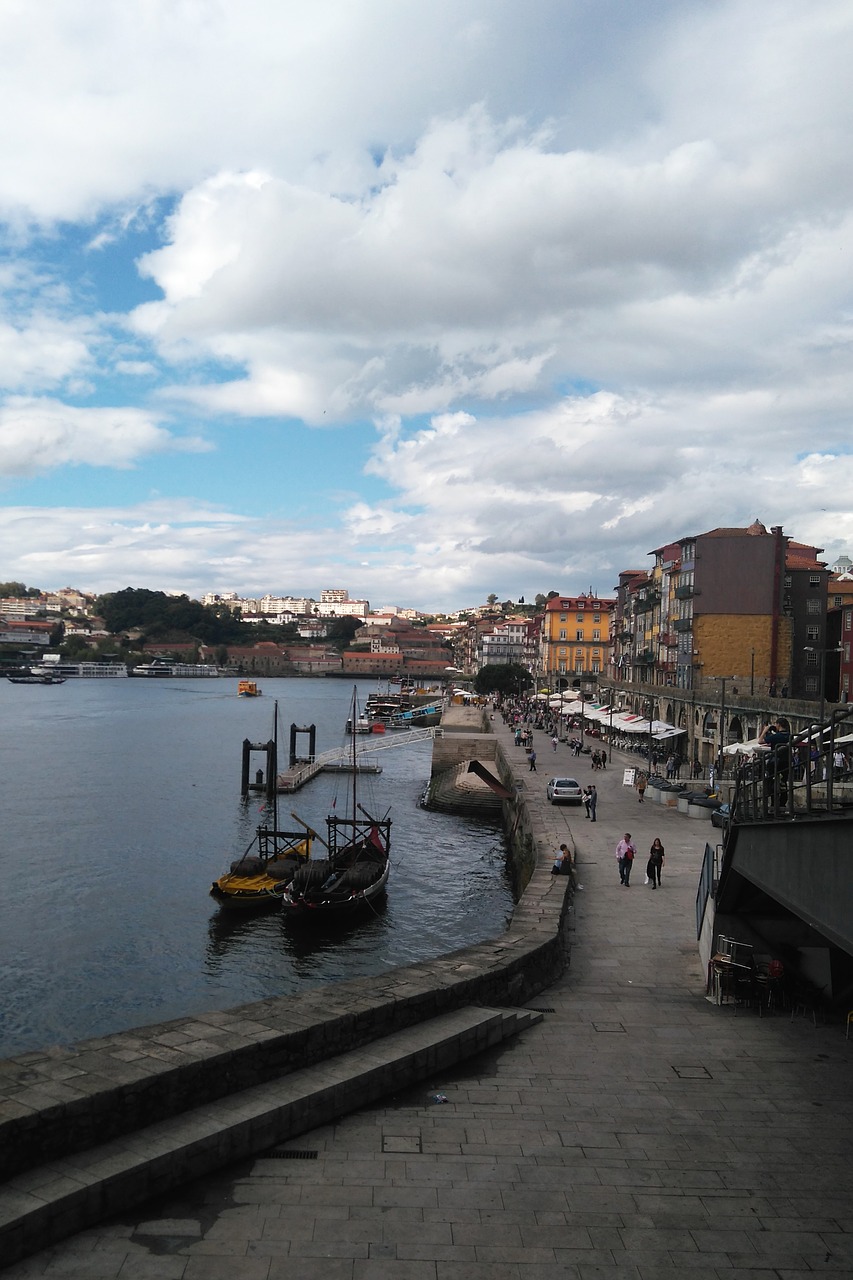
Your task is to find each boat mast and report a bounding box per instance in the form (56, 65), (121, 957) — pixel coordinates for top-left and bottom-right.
(351, 685), (358, 828)
(273, 699), (279, 833)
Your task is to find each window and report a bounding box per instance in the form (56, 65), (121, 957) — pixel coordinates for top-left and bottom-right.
(559, 614), (566, 622)
(844, 674), (850, 693)
(806, 625), (820, 640)
(576, 613), (584, 623)
(805, 651), (819, 666)
(807, 598), (821, 614)
(845, 644), (851, 663)
(846, 610), (853, 631)
(559, 647), (566, 656)
(809, 574), (821, 586)
(593, 613), (601, 623)
(558, 660), (566, 672)
(576, 629), (584, 641)
(559, 629), (566, 640)
(805, 677), (818, 693)
(592, 661), (600, 674)
(783, 575), (792, 588)
(834, 595), (843, 607)
(592, 629), (600, 640)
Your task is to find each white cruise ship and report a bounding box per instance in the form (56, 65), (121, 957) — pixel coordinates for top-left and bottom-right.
(130, 661), (220, 678)
(31, 661), (128, 678)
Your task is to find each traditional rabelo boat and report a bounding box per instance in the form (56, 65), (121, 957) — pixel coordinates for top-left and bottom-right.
(210, 701), (311, 908)
(281, 690), (391, 918)
(6, 671), (66, 684)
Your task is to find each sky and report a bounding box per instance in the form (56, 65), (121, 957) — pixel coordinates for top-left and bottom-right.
(0, 0), (851, 613)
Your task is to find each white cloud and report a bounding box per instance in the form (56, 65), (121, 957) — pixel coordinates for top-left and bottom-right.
(0, 399), (206, 476)
(0, 1), (852, 608)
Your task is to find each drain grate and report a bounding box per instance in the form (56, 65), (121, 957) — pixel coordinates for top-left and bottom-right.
(527, 1006), (555, 1013)
(265, 1148), (319, 1160)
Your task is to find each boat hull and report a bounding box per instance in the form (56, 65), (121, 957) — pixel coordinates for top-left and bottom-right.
(280, 858), (389, 917)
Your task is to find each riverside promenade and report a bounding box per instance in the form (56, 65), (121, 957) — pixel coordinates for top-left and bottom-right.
(6, 715), (853, 1278)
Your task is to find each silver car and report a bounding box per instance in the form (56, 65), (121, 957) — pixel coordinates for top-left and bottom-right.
(546, 776), (584, 805)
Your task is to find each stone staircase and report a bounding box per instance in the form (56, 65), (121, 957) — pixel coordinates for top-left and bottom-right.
(425, 760), (506, 818)
(0, 1005), (541, 1267)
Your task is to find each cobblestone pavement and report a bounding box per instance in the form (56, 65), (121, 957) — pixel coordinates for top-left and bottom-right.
(6, 717), (853, 1278)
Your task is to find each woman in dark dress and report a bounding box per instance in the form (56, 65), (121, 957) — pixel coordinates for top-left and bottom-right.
(647, 838), (665, 888)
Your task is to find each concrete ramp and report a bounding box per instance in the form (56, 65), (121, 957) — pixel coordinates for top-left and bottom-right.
(0, 1005), (541, 1268)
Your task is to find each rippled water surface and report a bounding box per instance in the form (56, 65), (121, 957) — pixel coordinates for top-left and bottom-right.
(0, 677), (513, 1056)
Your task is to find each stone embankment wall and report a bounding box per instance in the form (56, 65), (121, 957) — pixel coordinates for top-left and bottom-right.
(0, 707), (570, 1183)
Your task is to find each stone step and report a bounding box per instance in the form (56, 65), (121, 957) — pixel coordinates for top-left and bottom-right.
(0, 1004), (540, 1268)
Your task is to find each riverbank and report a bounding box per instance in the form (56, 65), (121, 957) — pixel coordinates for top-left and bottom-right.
(6, 710), (853, 1276)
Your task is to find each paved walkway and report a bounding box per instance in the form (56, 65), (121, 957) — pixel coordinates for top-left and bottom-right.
(7, 718), (853, 1278)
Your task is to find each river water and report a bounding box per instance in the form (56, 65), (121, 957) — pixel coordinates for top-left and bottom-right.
(0, 676), (513, 1058)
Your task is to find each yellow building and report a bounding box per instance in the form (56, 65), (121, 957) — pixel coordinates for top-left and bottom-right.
(539, 593), (615, 683)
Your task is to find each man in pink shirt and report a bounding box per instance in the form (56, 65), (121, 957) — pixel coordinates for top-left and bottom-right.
(616, 833), (636, 886)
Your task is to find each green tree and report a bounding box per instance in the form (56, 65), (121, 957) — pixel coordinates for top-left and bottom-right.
(326, 617), (364, 645)
(473, 663), (533, 697)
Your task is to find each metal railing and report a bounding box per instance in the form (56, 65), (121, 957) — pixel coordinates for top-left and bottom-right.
(732, 708), (853, 822)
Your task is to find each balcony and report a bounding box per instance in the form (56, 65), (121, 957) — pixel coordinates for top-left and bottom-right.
(674, 584), (696, 600)
(673, 618), (693, 633)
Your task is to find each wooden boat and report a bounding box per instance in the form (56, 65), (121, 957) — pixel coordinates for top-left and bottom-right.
(211, 700), (310, 908)
(6, 671), (66, 685)
(282, 689), (391, 918)
(237, 679), (261, 696)
(210, 826), (311, 908)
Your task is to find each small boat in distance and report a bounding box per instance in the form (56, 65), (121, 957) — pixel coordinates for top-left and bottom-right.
(6, 671), (66, 685)
(282, 688), (391, 918)
(237, 679), (262, 697)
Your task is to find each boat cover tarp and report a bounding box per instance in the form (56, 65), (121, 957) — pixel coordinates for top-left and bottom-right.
(466, 760), (514, 798)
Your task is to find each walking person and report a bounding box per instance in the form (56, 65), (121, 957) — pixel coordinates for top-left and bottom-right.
(635, 770), (647, 803)
(646, 837), (665, 889)
(588, 783), (597, 822)
(582, 786), (592, 818)
(528, 748), (537, 771)
(616, 833), (636, 885)
(552, 734), (559, 752)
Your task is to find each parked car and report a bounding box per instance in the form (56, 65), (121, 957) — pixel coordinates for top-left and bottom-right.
(546, 776), (584, 805)
(711, 802), (731, 828)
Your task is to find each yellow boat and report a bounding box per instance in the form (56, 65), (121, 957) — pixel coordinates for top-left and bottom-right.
(211, 828), (312, 908)
(237, 679), (261, 696)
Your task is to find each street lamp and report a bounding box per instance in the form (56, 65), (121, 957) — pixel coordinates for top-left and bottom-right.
(712, 677), (735, 784)
(646, 695), (654, 773)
